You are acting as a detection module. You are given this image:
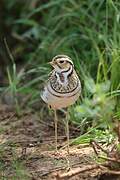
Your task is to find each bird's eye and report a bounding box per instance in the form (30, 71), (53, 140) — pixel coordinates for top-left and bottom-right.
(59, 60), (64, 64)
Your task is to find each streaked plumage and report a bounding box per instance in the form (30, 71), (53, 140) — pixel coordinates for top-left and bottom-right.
(41, 55), (81, 109)
(41, 55), (81, 153)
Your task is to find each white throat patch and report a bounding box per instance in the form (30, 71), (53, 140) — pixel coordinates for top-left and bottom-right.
(55, 65), (73, 86)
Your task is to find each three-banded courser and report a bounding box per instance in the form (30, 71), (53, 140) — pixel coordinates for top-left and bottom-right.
(41, 55), (81, 153)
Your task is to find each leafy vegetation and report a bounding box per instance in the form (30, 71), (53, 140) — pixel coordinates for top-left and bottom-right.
(0, 0), (120, 157)
(0, 0), (120, 178)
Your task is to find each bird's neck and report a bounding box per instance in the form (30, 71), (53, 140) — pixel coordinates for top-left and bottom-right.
(55, 65), (73, 85)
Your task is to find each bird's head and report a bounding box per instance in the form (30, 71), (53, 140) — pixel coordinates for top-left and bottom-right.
(49, 55), (74, 73)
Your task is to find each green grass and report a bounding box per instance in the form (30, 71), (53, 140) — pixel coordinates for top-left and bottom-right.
(0, 0), (120, 178)
(1, 0), (120, 144)
(0, 144), (30, 180)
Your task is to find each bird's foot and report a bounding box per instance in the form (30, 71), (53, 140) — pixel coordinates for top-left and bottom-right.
(65, 155), (71, 171)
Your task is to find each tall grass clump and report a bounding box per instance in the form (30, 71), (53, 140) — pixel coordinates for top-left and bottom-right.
(72, 0), (120, 143)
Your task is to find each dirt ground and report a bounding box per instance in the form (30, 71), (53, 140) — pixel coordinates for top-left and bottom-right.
(0, 104), (120, 180)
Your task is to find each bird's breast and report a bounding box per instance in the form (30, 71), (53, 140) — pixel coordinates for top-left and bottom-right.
(41, 70), (81, 109)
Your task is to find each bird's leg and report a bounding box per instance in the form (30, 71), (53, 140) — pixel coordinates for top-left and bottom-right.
(54, 109), (58, 151)
(66, 109), (70, 154)
(64, 109), (71, 170)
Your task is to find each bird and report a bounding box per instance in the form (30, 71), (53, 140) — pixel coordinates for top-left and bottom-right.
(41, 55), (81, 153)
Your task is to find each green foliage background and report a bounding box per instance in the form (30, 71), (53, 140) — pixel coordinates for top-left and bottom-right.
(0, 0), (120, 142)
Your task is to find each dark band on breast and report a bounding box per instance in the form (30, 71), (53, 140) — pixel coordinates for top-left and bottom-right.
(47, 85), (80, 98)
(50, 79), (79, 94)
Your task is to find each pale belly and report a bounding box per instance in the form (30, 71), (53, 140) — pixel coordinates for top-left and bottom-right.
(41, 85), (80, 109)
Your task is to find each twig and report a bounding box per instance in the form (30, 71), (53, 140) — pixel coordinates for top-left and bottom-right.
(100, 164), (120, 175)
(90, 140), (99, 156)
(90, 140), (108, 155)
(98, 155), (120, 163)
(56, 164), (102, 179)
(105, 170), (120, 175)
(40, 166), (66, 177)
(31, 159), (120, 178)
(96, 164), (120, 175)
(36, 161), (86, 177)
(110, 140), (118, 153)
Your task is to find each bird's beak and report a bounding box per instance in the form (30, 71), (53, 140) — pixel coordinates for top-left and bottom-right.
(49, 61), (54, 66)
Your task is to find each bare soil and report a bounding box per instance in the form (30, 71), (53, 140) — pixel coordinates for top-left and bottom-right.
(0, 104), (119, 180)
